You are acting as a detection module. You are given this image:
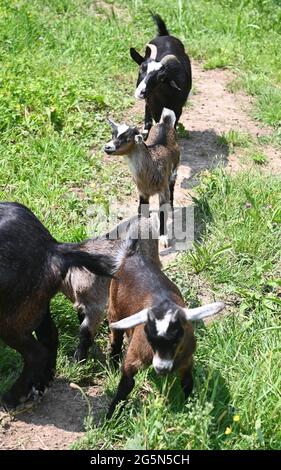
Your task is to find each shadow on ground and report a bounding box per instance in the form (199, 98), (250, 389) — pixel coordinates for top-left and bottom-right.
(179, 129), (229, 189)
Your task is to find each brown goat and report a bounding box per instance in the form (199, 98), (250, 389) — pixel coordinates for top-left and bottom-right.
(104, 108), (180, 248)
(106, 248), (225, 418)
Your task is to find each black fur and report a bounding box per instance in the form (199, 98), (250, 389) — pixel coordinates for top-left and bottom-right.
(152, 13), (169, 36)
(0, 202), (114, 409)
(130, 14), (192, 133)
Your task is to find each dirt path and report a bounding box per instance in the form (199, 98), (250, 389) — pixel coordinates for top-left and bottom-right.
(0, 61), (280, 450)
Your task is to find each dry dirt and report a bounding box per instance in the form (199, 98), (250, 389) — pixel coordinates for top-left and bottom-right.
(0, 60), (280, 450)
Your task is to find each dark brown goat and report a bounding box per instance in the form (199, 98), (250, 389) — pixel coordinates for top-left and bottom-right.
(0, 202), (115, 409)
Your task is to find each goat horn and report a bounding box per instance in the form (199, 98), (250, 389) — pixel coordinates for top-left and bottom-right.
(110, 308), (149, 330)
(146, 43), (157, 60)
(107, 118), (118, 130)
(160, 54), (180, 65)
(182, 302), (225, 322)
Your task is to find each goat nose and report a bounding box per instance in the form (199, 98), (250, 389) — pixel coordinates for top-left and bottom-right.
(155, 366), (171, 375)
(153, 356), (173, 375)
(104, 144), (115, 153)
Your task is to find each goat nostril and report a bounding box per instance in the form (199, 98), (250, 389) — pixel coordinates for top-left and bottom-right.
(104, 145), (115, 153)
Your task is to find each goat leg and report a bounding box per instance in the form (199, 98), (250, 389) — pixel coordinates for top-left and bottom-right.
(109, 329), (124, 367)
(106, 369), (136, 419)
(138, 194), (150, 219)
(35, 305), (58, 384)
(143, 104), (153, 139)
(1, 334), (49, 409)
(179, 364), (194, 399)
(74, 307), (105, 362)
(169, 169), (178, 210)
(159, 188), (171, 248)
(74, 312), (92, 362)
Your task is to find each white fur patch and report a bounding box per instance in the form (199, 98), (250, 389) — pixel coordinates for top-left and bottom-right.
(135, 61), (163, 99)
(159, 234), (169, 249)
(153, 353), (173, 372)
(104, 140), (116, 152)
(117, 124), (129, 137)
(155, 312), (173, 336)
(135, 79), (146, 99)
(147, 43), (157, 60)
(160, 108), (176, 127)
(147, 60), (163, 74)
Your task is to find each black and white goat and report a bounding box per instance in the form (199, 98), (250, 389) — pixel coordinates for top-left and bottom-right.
(104, 108), (180, 247)
(130, 14), (192, 135)
(106, 242), (225, 418)
(0, 202), (114, 409)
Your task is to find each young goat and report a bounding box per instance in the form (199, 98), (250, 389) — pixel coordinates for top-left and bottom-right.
(61, 217), (161, 362)
(106, 245), (225, 418)
(104, 108), (180, 248)
(130, 14), (192, 135)
(0, 202), (114, 409)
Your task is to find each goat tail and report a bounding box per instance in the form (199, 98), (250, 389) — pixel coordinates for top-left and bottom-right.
(112, 217), (161, 269)
(55, 243), (115, 280)
(160, 108), (176, 127)
(151, 13), (169, 36)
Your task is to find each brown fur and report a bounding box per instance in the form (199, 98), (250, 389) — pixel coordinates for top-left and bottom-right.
(127, 122), (180, 200)
(106, 252), (196, 418)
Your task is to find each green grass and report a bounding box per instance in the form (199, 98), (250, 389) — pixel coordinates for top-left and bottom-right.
(0, 0), (280, 451)
(74, 170), (281, 450)
(218, 130), (252, 150)
(247, 149), (268, 165)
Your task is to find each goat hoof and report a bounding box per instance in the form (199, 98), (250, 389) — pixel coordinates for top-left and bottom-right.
(159, 235), (169, 249)
(29, 386), (46, 402)
(1, 391), (20, 411)
(73, 348), (87, 364)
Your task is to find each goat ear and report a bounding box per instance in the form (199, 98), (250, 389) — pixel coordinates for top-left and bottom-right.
(107, 118), (118, 132)
(182, 302), (225, 322)
(130, 47), (144, 65)
(135, 134), (144, 144)
(169, 80), (182, 91)
(110, 308), (149, 330)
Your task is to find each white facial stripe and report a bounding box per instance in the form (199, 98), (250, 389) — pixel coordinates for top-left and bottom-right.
(117, 124), (129, 137)
(135, 61), (163, 99)
(147, 43), (157, 60)
(105, 140), (116, 151)
(155, 313), (173, 336)
(147, 60), (163, 75)
(153, 353), (173, 372)
(135, 79), (146, 99)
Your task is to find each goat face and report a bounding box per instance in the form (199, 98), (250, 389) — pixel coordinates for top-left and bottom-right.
(104, 119), (140, 156)
(130, 48), (182, 100)
(110, 300), (225, 375)
(144, 302), (187, 375)
(135, 59), (167, 100)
